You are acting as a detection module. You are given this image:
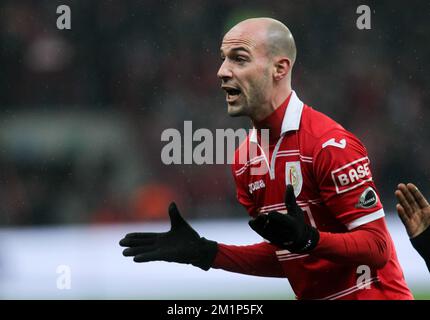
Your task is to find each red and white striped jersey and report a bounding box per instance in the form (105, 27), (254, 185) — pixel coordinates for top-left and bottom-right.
(213, 91), (412, 300)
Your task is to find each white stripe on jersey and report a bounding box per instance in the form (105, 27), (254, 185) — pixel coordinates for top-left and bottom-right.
(278, 254), (309, 261)
(275, 250), (309, 261)
(235, 156), (265, 176)
(319, 277), (379, 300)
(345, 208), (385, 230)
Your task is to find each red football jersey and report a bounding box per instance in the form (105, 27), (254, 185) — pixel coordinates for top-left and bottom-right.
(213, 91), (413, 300)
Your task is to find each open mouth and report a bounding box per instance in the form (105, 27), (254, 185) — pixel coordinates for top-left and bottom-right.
(222, 86), (242, 102)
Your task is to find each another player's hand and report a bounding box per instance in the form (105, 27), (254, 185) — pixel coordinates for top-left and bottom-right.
(119, 202), (218, 270)
(395, 183), (430, 238)
(249, 184), (319, 253)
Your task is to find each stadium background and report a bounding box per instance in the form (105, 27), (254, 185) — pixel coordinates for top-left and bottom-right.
(0, 0), (429, 299)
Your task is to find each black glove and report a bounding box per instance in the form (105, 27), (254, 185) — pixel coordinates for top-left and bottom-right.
(249, 184), (319, 253)
(119, 202), (218, 271)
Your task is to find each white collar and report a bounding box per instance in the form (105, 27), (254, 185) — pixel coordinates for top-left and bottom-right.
(249, 90), (304, 143)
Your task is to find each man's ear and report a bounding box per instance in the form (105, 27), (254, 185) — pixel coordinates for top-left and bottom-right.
(273, 57), (292, 81)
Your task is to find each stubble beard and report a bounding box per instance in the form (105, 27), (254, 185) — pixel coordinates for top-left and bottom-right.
(227, 69), (271, 119)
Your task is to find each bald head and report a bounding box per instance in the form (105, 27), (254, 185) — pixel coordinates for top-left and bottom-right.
(226, 18), (296, 66)
(218, 18), (296, 120)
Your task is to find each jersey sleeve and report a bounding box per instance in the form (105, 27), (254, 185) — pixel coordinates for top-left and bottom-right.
(312, 129), (385, 230)
(212, 242), (285, 277)
(311, 218), (391, 268)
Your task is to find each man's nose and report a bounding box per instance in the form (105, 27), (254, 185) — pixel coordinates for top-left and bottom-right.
(217, 60), (232, 80)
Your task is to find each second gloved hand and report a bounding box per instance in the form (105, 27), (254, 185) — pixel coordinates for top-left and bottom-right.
(249, 184), (319, 253)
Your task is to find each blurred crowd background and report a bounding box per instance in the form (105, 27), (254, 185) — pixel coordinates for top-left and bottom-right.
(0, 0), (429, 225)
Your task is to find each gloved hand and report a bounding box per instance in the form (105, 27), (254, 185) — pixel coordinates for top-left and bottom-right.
(119, 202), (218, 271)
(249, 184), (319, 253)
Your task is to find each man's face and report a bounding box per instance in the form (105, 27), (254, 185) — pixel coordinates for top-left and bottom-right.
(217, 27), (272, 118)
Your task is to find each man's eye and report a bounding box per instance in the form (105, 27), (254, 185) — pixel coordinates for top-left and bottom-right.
(235, 56), (247, 63)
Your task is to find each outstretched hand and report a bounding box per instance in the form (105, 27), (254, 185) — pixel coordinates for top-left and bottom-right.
(119, 202), (218, 270)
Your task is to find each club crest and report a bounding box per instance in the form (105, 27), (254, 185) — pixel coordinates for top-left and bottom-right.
(285, 161), (303, 197)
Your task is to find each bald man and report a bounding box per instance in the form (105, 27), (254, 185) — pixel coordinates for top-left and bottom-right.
(395, 183), (430, 271)
(120, 18), (413, 300)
